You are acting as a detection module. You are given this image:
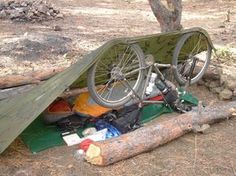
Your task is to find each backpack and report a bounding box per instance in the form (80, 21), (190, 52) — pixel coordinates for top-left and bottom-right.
(102, 104), (142, 134)
(56, 114), (90, 132)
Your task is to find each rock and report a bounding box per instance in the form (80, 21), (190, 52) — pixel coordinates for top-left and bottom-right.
(208, 81), (220, 88)
(67, 164), (73, 169)
(0, 2), (5, 11)
(210, 86), (223, 94)
(0, 0), (61, 22)
(0, 10), (7, 19)
(26, 11), (34, 18)
(53, 9), (59, 14)
(16, 7), (25, 13)
(204, 80), (211, 88)
(53, 25), (62, 31)
(20, 1), (28, 7)
(37, 4), (49, 14)
(233, 89), (236, 96)
(227, 81), (236, 91)
(232, 90), (236, 100)
(197, 79), (205, 86)
(56, 13), (64, 19)
(7, 1), (15, 6)
(218, 25), (225, 28)
(46, 11), (51, 16)
(49, 9), (54, 15)
(219, 89), (233, 100)
(10, 2), (21, 8)
(10, 10), (21, 19)
(220, 74), (227, 86)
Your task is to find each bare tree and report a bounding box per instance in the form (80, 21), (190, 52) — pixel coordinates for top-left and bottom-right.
(148, 0), (183, 32)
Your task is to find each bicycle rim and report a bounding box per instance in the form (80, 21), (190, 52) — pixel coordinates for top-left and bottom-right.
(87, 43), (144, 108)
(173, 32), (211, 85)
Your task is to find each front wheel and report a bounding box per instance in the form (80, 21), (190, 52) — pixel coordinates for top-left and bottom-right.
(87, 43), (145, 108)
(172, 32), (212, 86)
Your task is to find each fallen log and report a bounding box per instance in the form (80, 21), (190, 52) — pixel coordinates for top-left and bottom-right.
(0, 67), (65, 89)
(85, 101), (236, 166)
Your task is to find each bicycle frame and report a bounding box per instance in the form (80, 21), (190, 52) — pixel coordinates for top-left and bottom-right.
(122, 60), (172, 107)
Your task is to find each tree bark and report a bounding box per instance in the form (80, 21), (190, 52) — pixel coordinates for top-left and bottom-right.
(148, 0), (183, 32)
(85, 101), (236, 166)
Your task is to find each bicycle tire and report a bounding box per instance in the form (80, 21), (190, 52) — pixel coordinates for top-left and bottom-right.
(172, 32), (212, 85)
(87, 43), (145, 108)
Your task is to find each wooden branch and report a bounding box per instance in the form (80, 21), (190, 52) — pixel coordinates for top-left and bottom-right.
(85, 101), (236, 166)
(0, 67), (65, 89)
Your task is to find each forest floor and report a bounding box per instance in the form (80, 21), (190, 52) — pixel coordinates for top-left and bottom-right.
(0, 0), (236, 175)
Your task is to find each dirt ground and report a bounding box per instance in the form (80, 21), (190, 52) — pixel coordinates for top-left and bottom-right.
(0, 0), (236, 76)
(1, 85), (235, 176)
(0, 0), (236, 175)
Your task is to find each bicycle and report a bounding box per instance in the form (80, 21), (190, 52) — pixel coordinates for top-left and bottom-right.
(87, 32), (212, 109)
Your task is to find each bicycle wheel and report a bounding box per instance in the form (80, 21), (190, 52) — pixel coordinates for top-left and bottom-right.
(87, 43), (145, 108)
(172, 32), (212, 85)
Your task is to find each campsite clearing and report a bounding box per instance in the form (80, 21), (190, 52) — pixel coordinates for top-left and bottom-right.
(0, 0), (236, 175)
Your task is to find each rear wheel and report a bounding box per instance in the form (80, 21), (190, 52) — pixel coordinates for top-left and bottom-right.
(172, 32), (212, 85)
(87, 43), (145, 108)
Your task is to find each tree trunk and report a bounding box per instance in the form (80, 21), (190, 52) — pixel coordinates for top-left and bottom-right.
(148, 0), (183, 32)
(85, 101), (236, 166)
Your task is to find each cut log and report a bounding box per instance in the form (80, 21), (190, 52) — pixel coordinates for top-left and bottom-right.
(0, 67), (65, 89)
(85, 101), (236, 166)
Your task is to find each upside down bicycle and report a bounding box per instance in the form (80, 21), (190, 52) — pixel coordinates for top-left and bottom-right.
(86, 32), (212, 109)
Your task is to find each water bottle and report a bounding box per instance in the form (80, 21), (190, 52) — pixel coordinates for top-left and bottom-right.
(155, 79), (178, 105)
(155, 79), (169, 95)
(145, 73), (157, 95)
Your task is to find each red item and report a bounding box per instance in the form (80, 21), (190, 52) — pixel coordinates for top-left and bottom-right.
(148, 95), (164, 101)
(79, 139), (94, 152)
(48, 99), (72, 113)
(43, 98), (74, 124)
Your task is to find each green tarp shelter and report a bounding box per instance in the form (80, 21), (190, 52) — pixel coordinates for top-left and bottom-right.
(0, 27), (213, 153)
